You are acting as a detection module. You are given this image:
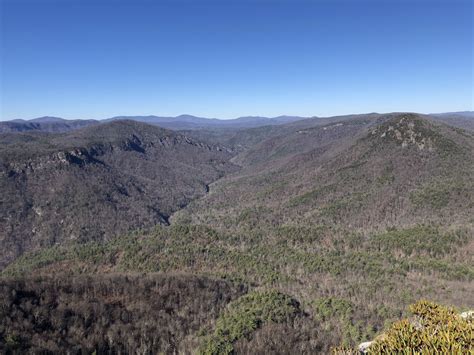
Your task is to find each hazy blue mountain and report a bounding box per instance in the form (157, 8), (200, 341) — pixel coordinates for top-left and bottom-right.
(431, 111), (474, 131)
(29, 116), (70, 123)
(431, 111), (474, 118)
(107, 114), (308, 129)
(0, 118), (99, 133)
(1, 114), (307, 133)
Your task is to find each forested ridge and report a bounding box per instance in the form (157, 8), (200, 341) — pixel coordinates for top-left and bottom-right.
(1, 113), (473, 353)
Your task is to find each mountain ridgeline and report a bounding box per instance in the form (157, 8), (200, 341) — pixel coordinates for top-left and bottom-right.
(0, 112), (473, 353)
(0, 114), (307, 133)
(0, 120), (237, 268)
(178, 113), (473, 229)
(2, 111), (472, 134)
(0, 117), (100, 133)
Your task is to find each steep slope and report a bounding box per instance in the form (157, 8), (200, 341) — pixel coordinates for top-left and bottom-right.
(0, 120), (237, 268)
(2, 114), (473, 353)
(175, 113), (474, 229)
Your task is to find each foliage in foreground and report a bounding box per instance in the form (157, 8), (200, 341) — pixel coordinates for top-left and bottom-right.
(199, 290), (300, 354)
(334, 300), (473, 354)
(2, 224), (473, 351)
(369, 300), (473, 353)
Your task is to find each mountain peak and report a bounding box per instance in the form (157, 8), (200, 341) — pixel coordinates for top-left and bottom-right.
(369, 114), (444, 151)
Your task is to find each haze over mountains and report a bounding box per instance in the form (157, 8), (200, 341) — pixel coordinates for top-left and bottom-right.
(430, 111), (474, 131)
(2, 0), (472, 351)
(0, 111), (473, 353)
(0, 114), (307, 133)
(0, 117), (99, 133)
(2, 111), (473, 133)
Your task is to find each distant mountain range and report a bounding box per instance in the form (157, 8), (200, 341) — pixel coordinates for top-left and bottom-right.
(1, 111), (473, 353)
(0, 117), (99, 133)
(2, 112), (472, 134)
(0, 114), (307, 133)
(106, 114), (307, 129)
(431, 111), (474, 118)
(430, 111), (474, 131)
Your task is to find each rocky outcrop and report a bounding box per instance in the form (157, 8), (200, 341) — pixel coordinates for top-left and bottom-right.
(370, 115), (435, 150)
(357, 309), (474, 353)
(0, 120), (238, 269)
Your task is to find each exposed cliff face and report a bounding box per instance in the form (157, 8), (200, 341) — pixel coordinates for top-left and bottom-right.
(4, 149), (102, 175)
(0, 120), (238, 269)
(3, 132), (232, 174)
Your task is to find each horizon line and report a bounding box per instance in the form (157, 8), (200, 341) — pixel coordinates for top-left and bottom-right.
(2, 110), (473, 122)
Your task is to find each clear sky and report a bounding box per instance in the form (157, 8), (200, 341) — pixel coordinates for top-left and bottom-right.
(0, 0), (472, 120)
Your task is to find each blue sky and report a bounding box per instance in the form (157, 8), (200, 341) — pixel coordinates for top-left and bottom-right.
(0, 0), (472, 120)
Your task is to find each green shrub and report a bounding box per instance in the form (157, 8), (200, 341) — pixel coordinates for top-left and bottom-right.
(410, 180), (467, 209)
(199, 290), (300, 354)
(370, 226), (468, 257)
(368, 300), (473, 353)
(313, 297), (354, 321)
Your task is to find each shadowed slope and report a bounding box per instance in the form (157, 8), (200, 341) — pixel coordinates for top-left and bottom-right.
(0, 120), (237, 268)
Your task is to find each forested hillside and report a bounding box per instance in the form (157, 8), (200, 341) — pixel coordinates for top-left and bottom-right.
(1, 113), (473, 353)
(0, 120), (236, 268)
(177, 113), (474, 228)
